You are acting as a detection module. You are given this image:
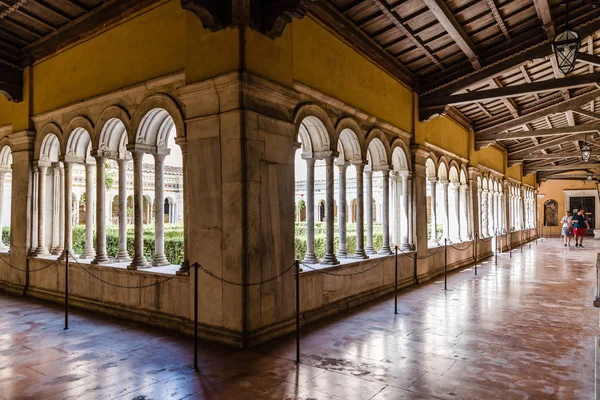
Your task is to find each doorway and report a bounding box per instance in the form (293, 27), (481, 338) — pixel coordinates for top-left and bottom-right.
(570, 196), (595, 234)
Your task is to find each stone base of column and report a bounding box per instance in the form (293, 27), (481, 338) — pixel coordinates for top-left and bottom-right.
(91, 254), (110, 265)
(336, 249), (348, 258)
(320, 253), (340, 265)
(50, 245), (64, 256)
(176, 260), (190, 275)
(115, 253), (131, 262)
(152, 254), (170, 267)
(400, 244), (412, 252)
(302, 253), (319, 264)
(35, 246), (51, 257)
(58, 249), (71, 261)
(79, 248), (96, 259)
(128, 255), (148, 270)
(451, 237), (461, 244)
(365, 246), (376, 255)
(378, 246), (392, 255)
(353, 250), (368, 260)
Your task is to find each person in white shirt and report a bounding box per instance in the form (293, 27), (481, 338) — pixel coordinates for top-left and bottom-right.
(560, 211), (573, 247)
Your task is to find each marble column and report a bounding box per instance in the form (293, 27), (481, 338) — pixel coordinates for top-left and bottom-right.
(129, 151), (147, 269)
(439, 179), (449, 242)
(365, 170), (375, 254)
(30, 168), (39, 255)
(35, 165), (50, 256)
(92, 156), (109, 264)
(80, 163), (96, 259)
(391, 172), (399, 247)
(481, 189), (489, 238)
(0, 172), (6, 250)
(50, 165), (60, 254)
(116, 158), (130, 262)
(153, 153), (169, 266)
(379, 169), (392, 254)
(354, 163), (367, 259)
(428, 177), (438, 247)
(60, 163), (73, 260)
(459, 184), (470, 241)
(54, 165), (65, 255)
(303, 158), (318, 264)
(321, 156), (339, 265)
(450, 182), (461, 243)
(336, 162), (348, 258)
(400, 172), (410, 250)
(488, 190), (494, 235)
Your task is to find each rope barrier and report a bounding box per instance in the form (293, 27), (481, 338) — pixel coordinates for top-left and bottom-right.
(449, 241), (474, 251)
(478, 236), (494, 243)
(397, 245), (442, 260)
(198, 261), (296, 286)
(69, 252), (176, 289)
(300, 252), (393, 277)
(0, 256), (59, 273)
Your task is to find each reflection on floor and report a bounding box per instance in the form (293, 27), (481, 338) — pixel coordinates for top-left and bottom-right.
(0, 238), (598, 399)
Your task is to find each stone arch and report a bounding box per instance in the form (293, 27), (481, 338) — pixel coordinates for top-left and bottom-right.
(365, 129), (391, 167)
(448, 161), (460, 182)
(481, 176), (489, 191)
(64, 116), (94, 153)
(0, 145), (11, 168)
(437, 156), (449, 180)
(65, 127), (93, 165)
(94, 105), (131, 155)
(390, 139), (411, 172)
(130, 94), (185, 145)
(333, 117), (365, 161)
(294, 105), (334, 156)
(425, 157), (437, 177)
(459, 166), (468, 184)
(35, 123), (64, 161)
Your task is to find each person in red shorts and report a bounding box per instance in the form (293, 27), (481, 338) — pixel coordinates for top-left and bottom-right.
(571, 209), (590, 248)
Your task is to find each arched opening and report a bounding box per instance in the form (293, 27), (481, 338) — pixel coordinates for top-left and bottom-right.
(34, 133), (62, 256)
(448, 165), (460, 243)
(458, 169), (470, 241)
(318, 200), (326, 222)
(0, 146), (12, 250)
(132, 107), (184, 268)
(437, 162), (449, 242)
(425, 158), (438, 246)
(391, 146), (410, 250)
(366, 137), (391, 254)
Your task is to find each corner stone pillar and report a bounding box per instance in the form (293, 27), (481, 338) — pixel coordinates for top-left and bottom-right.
(411, 145), (430, 280)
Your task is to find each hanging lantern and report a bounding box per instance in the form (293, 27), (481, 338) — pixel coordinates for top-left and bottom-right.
(553, 1), (580, 74)
(581, 142), (592, 162)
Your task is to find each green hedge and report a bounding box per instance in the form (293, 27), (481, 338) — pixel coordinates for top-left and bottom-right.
(72, 224), (184, 265)
(294, 222), (384, 260)
(2, 226), (8, 245)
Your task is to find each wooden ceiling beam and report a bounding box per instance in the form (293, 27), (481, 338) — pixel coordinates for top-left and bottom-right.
(573, 108), (600, 120)
(422, 17), (600, 97)
(478, 123), (600, 142)
(577, 52), (600, 68)
(0, 1), (56, 31)
(420, 72), (600, 108)
(370, 0), (444, 71)
(28, 0), (71, 23)
(485, 0), (510, 40)
(509, 133), (588, 157)
(519, 65), (540, 101)
(533, 0), (555, 38)
(0, 62), (22, 102)
(525, 163), (600, 173)
(477, 89), (600, 135)
(422, 0), (480, 69)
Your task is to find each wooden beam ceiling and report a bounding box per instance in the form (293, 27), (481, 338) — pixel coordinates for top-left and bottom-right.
(478, 123), (600, 142)
(533, 0), (555, 38)
(508, 133), (589, 157)
(421, 72), (600, 108)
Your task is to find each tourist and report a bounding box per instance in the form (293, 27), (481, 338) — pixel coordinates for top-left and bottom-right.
(560, 211), (573, 247)
(572, 209), (590, 248)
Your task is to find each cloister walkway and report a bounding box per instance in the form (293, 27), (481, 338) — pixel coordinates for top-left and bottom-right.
(0, 239), (598, 399)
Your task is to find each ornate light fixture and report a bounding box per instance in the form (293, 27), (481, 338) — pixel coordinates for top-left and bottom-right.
(587, 171), (593, 181)
(581, 135), (592, 162)
(553, 1), (580, 74)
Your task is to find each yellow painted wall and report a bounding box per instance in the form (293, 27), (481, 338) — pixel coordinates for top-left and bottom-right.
(245, 27), (293, 87)
(507, 164), (523, 181)
(477, 145), (505, 173)
(185, 15), (240, 84)
(537, 179), (596, 236)
(523, 173), (536, 187)
(0, 97), (11, 127)
(417, 117), (469, 159)
(292, 17), (413, 133)
(33, 0), (186, 114)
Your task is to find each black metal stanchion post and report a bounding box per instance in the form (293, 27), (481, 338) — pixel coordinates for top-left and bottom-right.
(394, 247), (398, 314)
(474, 233), (478, 276)
(295, 260), (300, 364)
(444, 238), (447, 290)
(194, 262), (199, 371)
(64, 253), (69, 330)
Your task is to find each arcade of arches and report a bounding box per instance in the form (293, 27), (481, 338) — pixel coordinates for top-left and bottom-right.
(0, 0), (544, 351)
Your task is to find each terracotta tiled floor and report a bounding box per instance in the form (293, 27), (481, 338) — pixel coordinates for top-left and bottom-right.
(1, 238), (599, 399)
